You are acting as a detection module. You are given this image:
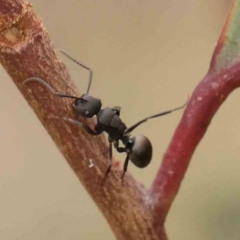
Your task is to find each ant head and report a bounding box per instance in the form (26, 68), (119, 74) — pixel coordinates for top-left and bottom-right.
(126, 135), (152, 168)
(72, 94), (102, 118)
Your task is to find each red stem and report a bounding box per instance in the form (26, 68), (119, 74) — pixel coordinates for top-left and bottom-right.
(150, 64), (240, 224)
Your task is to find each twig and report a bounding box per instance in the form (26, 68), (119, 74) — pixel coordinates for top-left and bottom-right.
(150, 0), (240, 229)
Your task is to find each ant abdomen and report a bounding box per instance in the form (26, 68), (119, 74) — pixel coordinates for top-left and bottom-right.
(128, 135), (152, 168)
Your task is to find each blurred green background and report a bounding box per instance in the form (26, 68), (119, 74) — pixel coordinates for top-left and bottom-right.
(1, 0), (240, 239)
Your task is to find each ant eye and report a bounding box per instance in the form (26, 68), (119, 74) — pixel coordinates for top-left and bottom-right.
(85, 110), (90, 115)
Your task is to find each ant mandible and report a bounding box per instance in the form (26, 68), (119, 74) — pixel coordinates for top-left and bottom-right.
(23, 50), (186, 184)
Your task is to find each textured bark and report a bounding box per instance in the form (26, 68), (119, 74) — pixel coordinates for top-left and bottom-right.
(0, 0), (167, 239)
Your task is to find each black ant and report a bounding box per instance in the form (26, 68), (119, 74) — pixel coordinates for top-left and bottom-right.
(23, 50), (186, 184)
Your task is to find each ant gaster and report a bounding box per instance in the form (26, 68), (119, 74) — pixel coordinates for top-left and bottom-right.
(23, 50), (186, 184)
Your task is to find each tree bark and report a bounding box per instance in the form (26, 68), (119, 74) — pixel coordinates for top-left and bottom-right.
(0, 0), (167, 239)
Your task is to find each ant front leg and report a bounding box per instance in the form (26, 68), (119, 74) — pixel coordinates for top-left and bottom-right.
(63, 118), (102, 136)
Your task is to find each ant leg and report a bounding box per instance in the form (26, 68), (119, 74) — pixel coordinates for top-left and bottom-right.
(63, 118), (102, 135)
(101, 141), (113, 186)
(125, 101), (188, 134)
(116, 147), (126, 153)
(121, 154), (130, 183)
(112, 106), (121, 116)
(113, 141), (127, 153)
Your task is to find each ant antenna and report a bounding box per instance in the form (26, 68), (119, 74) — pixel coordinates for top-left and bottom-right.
(22, 77), (79, 99)
(59, 50), (93, 94)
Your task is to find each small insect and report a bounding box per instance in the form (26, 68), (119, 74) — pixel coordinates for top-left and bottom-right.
(23, 50), (186, 184)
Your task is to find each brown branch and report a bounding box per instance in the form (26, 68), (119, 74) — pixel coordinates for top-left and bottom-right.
(0, 0), (167, 239)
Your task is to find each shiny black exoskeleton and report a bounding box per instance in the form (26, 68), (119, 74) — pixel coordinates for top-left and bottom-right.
(23, 50), (186, 184)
